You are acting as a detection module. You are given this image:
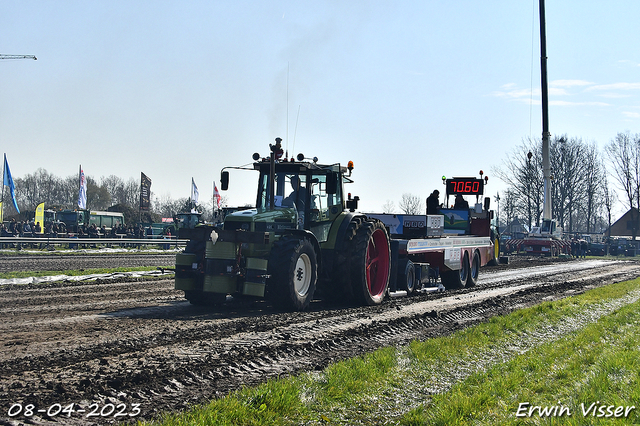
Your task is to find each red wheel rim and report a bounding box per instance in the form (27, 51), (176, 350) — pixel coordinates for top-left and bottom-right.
(366, 228), (390, 297)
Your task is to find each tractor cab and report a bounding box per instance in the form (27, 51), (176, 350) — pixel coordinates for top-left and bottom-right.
(174, 212), (202, 229)
(254, 163), (345, 242)
(221, 141), (355, 243)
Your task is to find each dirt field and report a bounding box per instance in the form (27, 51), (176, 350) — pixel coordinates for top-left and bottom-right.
(1, 255), (639, 425)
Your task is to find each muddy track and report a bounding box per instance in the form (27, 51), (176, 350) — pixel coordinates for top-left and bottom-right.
(1, 257), (639, 425)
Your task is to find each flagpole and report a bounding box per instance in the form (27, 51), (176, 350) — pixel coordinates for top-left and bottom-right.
(139, 172), (142, 225)
(1, 154), (5, 222)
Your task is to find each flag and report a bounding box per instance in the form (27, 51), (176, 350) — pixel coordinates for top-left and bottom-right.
(140, 172), (152, 211)
(35, 202), (45, 233)
(191, 178), (199, 211)
(77, 166), (87, 209)
(213, 181), (222, 209)
(3, 154), (20, 214)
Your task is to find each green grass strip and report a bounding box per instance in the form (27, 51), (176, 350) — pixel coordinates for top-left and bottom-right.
(402, 286), (640, 425)
(142, 279), (640, 426)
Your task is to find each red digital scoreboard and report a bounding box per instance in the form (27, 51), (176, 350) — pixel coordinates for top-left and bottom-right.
(446, 178), (484, 196)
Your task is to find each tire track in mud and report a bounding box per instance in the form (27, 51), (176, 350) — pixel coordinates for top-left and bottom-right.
(1, 258), (639, 424)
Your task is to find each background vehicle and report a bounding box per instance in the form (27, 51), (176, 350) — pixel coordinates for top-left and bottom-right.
(57, 209), (124, 233)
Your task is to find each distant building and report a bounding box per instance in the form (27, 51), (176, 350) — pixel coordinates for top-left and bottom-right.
(503, 216), (527, 236)
(606, 208), (640, 238)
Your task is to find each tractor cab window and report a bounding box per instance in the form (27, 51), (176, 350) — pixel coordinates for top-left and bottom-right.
(257, 172), (307, 211)
(282, 174), (307, 210)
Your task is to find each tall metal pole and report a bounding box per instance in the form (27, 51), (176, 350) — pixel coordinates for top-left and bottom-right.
(539, 0), (552, 221)
(1, 154), (5, 222)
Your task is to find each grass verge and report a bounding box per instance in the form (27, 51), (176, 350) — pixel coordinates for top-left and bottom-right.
(142, 278), (640, 426)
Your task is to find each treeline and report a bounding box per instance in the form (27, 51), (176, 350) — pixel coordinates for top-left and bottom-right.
(492, 132), (640, 235)
(2, 169), (217, 225)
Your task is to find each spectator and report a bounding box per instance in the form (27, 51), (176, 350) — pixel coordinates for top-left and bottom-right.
(23, 221), (32, 236)
(88, 224), (99, 238)
(580, 239), (588, 258)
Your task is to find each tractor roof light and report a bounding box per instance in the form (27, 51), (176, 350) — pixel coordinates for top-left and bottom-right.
(347, 160), (354, 176)
(252, 152), (260, 161)
(442, 175), (447, 185)
(297, 153), (305, 161)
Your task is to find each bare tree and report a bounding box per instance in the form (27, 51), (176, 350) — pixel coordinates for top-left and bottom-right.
(399, 193), (422, 215)
(382, 200), (395, 214)
(550, 135), (592, 233)
(601, 166), (617, 239)
(581, 142), (602, 233)
(492, 137), (544, 230)
(86, 176), (112, 210)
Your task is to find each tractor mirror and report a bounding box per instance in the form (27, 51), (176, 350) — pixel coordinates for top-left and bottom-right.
(326, 172), (338, 194)
(484, 197), (490, 211)
(221, 171), (229, 191)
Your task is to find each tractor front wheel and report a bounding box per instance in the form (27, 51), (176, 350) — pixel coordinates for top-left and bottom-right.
(269, 237), (317, 311)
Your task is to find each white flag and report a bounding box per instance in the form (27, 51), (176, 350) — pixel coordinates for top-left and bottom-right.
(78, 166), (87, 209)
(191, 178), (199, 209)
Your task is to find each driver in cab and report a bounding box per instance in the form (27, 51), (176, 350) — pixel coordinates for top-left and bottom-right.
(283, 175), (305, 211)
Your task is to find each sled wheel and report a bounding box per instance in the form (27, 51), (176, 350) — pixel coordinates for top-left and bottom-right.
(466, 250), (480, 287)
(441, 251), (469, 289)
(399, 259), (416, 294)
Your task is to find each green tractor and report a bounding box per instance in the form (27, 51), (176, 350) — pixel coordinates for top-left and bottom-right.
(175, 139), (391, 310)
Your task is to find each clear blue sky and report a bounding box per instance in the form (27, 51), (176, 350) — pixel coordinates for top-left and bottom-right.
(2, 1), (639, 216)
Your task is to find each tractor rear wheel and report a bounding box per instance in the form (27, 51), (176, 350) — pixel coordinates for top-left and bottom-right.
(350, 219), (391, 305)
(269, 237), (317, 311)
